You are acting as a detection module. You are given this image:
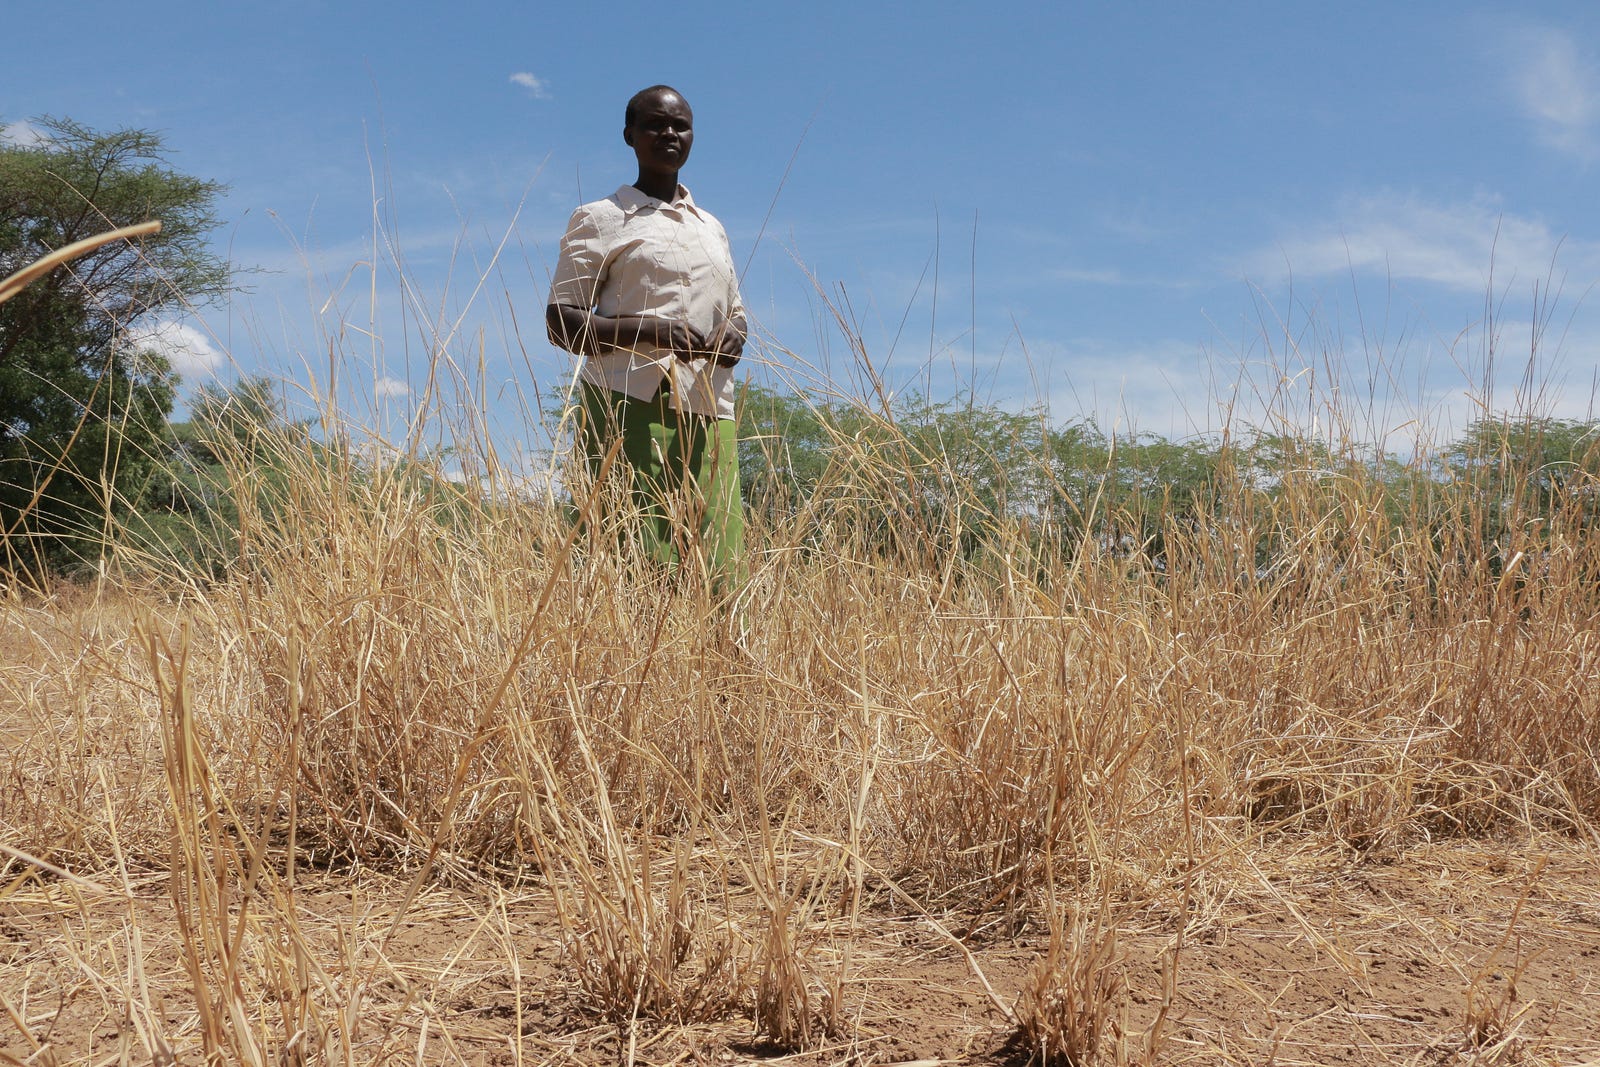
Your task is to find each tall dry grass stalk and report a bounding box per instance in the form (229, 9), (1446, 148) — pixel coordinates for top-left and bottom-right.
(2, 224), (1598, 1064)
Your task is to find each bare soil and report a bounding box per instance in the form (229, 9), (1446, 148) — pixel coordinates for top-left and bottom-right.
(3, 837), (1597, 1065)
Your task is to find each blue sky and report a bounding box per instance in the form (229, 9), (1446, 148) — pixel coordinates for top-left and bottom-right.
(7, 2), (1600, 458)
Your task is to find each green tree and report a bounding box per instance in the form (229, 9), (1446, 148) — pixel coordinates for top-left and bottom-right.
(737, 383), (1230, 571)
(1441, 414), (1600, 571)
(0, 117), (227, 577)
(131, 376), (308, 578)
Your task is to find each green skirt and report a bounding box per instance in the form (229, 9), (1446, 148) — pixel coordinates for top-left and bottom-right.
(575, 379), (746, 591)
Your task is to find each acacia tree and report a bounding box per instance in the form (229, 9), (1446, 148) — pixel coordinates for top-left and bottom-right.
(0, 117), (227, 577)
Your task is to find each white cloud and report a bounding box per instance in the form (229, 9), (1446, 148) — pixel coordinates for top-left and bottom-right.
(1423, 311), (1600, 435)
(1023, 303), (1600, 453)
(127, 320), (226, 380)
(374, 375), (410, 399)
(1241, 192), (1600, 293)
(0, 119), (48, 147)
(450, 444), (564, 502)
(1017, 337), (1222, 440)
(509, 72), (551, 99)
(1502, 25), (1600, 160)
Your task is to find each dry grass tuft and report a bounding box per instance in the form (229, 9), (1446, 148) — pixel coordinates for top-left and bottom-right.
(1014, 904), (1124, 1067)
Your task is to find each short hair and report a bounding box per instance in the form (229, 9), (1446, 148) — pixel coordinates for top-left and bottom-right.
(625, 85), (688, 127)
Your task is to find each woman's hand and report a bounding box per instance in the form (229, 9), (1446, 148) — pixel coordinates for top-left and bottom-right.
(707, 316), (747, 367)
(638, 317), (708, 360)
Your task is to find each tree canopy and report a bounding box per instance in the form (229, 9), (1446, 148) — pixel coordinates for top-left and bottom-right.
(735, 381), (1600, 590)
(0, 116), (227, 577)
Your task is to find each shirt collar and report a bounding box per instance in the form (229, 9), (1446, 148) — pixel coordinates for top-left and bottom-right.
(614, 183), (703, 218)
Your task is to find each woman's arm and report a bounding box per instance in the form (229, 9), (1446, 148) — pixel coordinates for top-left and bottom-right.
(546, 303), (709, 360)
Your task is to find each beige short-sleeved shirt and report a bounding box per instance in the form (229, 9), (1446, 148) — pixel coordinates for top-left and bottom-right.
(548, 184), (744, 420)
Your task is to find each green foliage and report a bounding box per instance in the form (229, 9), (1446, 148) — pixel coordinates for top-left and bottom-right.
(130, 375), (490, 585)
(1444, 416), (1600, 519)
(185, 375), (287, 464)
(1437, 414), (1600, 580)
(0, 116), (227, 578)
(737, 384), (1225, 567)
(128, 377), (309, 579)
(738, 382), (1600, 596)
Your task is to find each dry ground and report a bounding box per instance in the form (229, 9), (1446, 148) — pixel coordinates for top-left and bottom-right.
(3, 836), (1599, 1065)
(3, 583), (1597, 1067)
(6, 503), (1600, 1067)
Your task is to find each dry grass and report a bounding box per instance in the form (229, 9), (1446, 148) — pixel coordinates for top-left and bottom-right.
(3, 258), (1600, 1065)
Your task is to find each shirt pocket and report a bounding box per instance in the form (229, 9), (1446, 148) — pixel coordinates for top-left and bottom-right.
(614, 228), (687, 314)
